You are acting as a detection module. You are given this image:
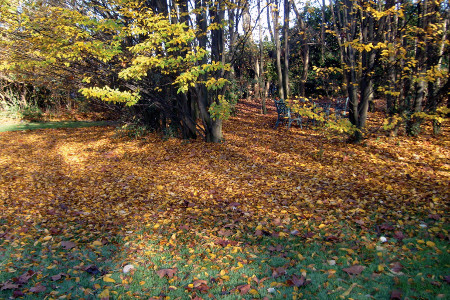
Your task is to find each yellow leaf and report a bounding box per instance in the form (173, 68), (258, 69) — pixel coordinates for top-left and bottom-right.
(221, 275), (230, 281)
(417, 240), (425, 244)
(92, 241), (103, 247)
(139, 281), (145, 285)
(249, 289), (259, 295)
(426, 241), (436, 247)
(318, 224), (326, 229)
(98, 289), (109, 299)
(156, 185), (164, 190)
(219, 270), (227, 276)
(153, 223), (160, 229)
(378, 264), (384, 272)
(103, 276), (116, 283)
(43, 235), (53, 241)
(94, 283), (101, 289)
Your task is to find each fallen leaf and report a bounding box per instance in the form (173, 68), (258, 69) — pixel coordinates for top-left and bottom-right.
(343, 265), (365, 276)
(393, 231), (405, 241)
(103, 276), (116, 283)
(12, 290), (25, 298)
(340, 282), (357, 298)
(92, 240), (103, 247)
(156, 268), (178, 278)
(51, 273), (67, 281)
(98, 288), (110, 299)
(217, 228), (233, 237)
(237, 284), (251, 295)
(29, 284), (46, 293)
(390, 262), (403, 274)
(61, 241), (76, 250)
(426, 241), (436, 247)
(272, 267), (286, 278)
(390, 289), (402, 300)
(0, 282), (19, 290)
(14, 270), (35, 284)
(287, 274), (310, 287)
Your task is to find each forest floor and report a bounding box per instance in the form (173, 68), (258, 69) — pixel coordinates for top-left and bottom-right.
(0, 99), (449, 299)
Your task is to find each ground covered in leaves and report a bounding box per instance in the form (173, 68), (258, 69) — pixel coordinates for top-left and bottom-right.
(0, 100), (449, 299)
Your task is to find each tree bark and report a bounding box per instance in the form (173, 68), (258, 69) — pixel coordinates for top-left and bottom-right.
(283, 0), (290, 98)
(273, 0), (284, 100)
(258, 0), (267, 114)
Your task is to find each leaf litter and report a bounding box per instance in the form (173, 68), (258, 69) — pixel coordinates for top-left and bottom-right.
(0, 99), (448, 299)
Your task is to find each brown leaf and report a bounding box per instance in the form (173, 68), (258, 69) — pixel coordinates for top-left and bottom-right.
(29, 284), (46, 293)
(214, 238), (230, 247)
(272, 267), (286, 278)
(393, 231), (405, 241)
(287, 274), (310, 287)
(12, 290), (25, 298)
(444, 275), (450, 284)
(354, 219), (365, 226)
(252, 276), (268, 285)
(390, 262), (403, 274)
(217, 228), (233, 237)
(237, 284), (251, 295)
(193, 280), (209, 292)
(51, 273), (67, 281)
(268, 244), (283, 252)
(342, 265), (365, 276)
(61, 241), (76, 250)
(193, 280), (208, 288)
(14, 270), (35, 284)
(0, 282), (19, 290)
(380, 223), (394, 231)
(325, 235), (340, 242)
(156, 268), (178, 278)
(428, 214), (441, 220)
(390, 289), (402, 300)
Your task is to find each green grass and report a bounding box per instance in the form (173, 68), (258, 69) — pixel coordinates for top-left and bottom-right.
(1, 221), (448, 299)
(0, 121), (115, 132)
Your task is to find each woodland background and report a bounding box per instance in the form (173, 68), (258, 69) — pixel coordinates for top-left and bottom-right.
(1, 0), (449, 141)
(0, 1), (449, 299)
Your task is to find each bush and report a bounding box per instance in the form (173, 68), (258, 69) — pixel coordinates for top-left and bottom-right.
(21, 106), (43, 121)
(114, 123), (149, 139)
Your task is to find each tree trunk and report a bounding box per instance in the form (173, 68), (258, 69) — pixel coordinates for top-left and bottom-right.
(258, 0), (267, 114)
(283, 0), (290, 98)
(359, 5), (376, 130)
(291, 3), (308, 97)
(321, 0), (326, 63)
(194, 0), (223, 142)
(408, 0), (428, 135)
(273, 0), (284, 100)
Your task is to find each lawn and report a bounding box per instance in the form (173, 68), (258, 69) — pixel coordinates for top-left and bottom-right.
(0, 120), (116, 132)
(0, 100), (448, 299)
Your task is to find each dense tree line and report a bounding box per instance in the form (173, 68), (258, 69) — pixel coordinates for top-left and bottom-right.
(1, 0), (448, 141)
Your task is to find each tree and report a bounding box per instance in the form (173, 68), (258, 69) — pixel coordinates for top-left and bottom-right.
(0, 0), (232, 142)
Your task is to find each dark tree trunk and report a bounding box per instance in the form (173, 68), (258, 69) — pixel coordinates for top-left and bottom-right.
(283, 0), (290, 98)
(273, 0), (285, 100)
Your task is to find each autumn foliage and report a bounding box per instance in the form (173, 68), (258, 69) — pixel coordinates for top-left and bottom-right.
(0, 100), (448, 299)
